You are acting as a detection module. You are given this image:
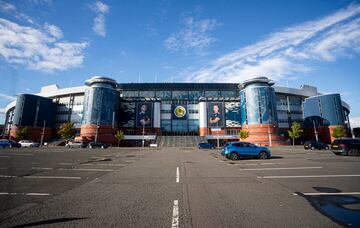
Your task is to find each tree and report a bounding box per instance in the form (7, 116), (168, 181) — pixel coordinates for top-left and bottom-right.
(16, 127), (28, 140)
(332, 126), (347, 139)
(238, 130), (250, 141)
(115, 130), (125, 147)
(57, 123), (76, 142)
(288, 122), (303, 146)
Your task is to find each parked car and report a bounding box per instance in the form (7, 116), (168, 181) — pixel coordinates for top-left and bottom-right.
(18, 140), (40, 147)
(221, 142), (271, 160)
(65, 141), (87, 148)
(331, 138), (360, 156)
(0, 139), (21, 148)
(88, 141), (108, 149)
(0, 140), (11, 148)
(198, 142), (215, 149)
(304, 140), (329, 150)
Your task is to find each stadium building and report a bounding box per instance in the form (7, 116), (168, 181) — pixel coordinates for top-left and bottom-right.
(3, 76), (351, 146)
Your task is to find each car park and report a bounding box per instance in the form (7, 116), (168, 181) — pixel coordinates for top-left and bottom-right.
(304, 140), (329, 150)
(88, 141), (108, 149)
(221, 142), (271, 160)
(198, 142), (215, 149)
(331, 138), (360, 156)
(65, 141), (87, 148)
(18, 140), (40, 147)
(0, 139), (21, 148)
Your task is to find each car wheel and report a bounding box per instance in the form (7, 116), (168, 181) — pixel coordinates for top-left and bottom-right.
(325, 146), (329, 150)
(66, 145), (70, 148)
(258, 151), (268, 159)
(230, 152), (238, 160)
(89, 145), (92, 149)
(311, 146), (315, 150)
(9, 145), (12, 148)
(348, 149), (356, 156)
(101, 146), (104, 149)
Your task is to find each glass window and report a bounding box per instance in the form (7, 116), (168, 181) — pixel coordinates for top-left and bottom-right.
(172, 91), (188, 100)
(122, 91), (138, 98)
(172, 120), (188, 132)
(156, 91), (171, 99)
(205, 91), (220, 97)
(189, 91), (204, 100)
(139, 91), (155, 98)
(188, 120), (199, 133)
(161, 120), (171, 132)
(221, 90), (237, 97)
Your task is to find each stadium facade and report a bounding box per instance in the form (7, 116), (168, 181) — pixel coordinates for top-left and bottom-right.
(3, 76), (351, 146)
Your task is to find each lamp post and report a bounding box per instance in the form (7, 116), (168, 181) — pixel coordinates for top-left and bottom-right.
(40, 120), (46, 147)
(313, 120), (319, 142)
(142, 122), (145, 147)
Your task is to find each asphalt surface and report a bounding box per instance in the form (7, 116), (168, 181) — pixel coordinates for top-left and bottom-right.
(0, 146), (359, 227)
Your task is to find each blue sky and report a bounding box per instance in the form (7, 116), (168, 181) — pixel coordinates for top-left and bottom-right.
(0, 0), (360, 127)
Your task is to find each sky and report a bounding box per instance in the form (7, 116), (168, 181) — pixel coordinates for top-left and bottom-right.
(0, 0), (360, 128)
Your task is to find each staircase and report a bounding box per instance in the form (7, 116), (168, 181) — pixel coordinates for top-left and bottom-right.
(156, 136), (202, 147)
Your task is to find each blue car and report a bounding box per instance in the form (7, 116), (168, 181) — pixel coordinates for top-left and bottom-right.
(221, 142), (271, 160)
(0, 140), (11, 148)
(198, 142), (215, 149)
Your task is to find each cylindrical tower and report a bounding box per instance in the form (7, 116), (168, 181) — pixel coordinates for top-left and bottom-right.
(80, 76), (119, 144)
(10, 94), (54, 142)
(199, 100), (207, 137)
(239, 77), (284, 146)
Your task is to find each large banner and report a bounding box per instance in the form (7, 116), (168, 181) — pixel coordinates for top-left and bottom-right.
(136, 102), (153, 128)
(207, 102), (224, 127)
(172, 104), (187, 120)
(118, 102), (135, 127)
(225, 102), (241, 127)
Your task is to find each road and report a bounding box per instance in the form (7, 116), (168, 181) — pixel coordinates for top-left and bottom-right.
(0, 146), (359, 227)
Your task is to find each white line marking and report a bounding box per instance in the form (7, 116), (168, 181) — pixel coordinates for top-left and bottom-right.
(0, 192), (51, 196)
(81, 163), (126, 167)
(241, 166), (322, 171)
(245, 164), (258, 166)
(260, 162), (276, 165)
(31, 167), (53, 170)
(59, 168), (114, 172)
(172, 200), (179, 228)
(124, 160), (136, 163)
(58, 163), (73, 165)
(293, 192), (360, 196)
(0, 156), (10, 158)
(1, 154), (33, 156)
(176, 167), (179, 183)
(24, 176), (81, 179)
(0, 175), (16, 178)
(259, 174), (360, 179)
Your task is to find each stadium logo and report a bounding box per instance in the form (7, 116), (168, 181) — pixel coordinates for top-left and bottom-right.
(174, 106), (186, 118)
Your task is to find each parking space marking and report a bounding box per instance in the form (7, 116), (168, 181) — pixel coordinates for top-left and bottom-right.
(58, 163), (73, 165)
(81, 163), (127, 167)
(292, 192), (360, 196)
(176, 167), (179, 183)
(258, 174), (360, 179)
(241, 166), (322, 171)
(24, 176), (82, 179)
(59, 168), (115, 172)
(172, 200), (179, 228)
(32, 167), (53, 170)
(0, 175), (17, 178)
(0, 192), (51, 196)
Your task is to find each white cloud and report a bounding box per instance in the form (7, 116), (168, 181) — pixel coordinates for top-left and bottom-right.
(164, 16), (221, 53)
(0, 92), (15, 101)
(89, 1), (109, 37)
(0, 18), (89, 72)
(350, 117), (360, 128)
(184, 3), (360, 82)
(93, 14), (106, 37)
(0, 1), (16, 12)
